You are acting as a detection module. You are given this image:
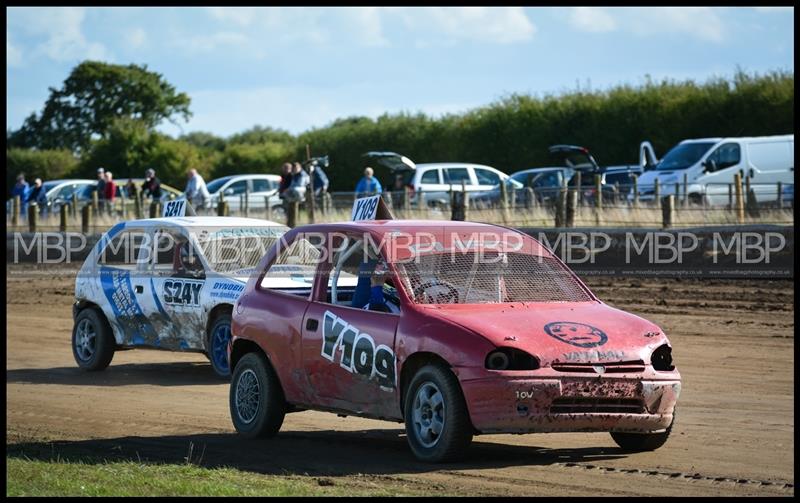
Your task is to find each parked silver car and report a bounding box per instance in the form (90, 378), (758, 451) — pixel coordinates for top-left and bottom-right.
(203, 174), (283, 213)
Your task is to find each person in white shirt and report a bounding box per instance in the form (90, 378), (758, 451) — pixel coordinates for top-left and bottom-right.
(184, 169), (211, 211)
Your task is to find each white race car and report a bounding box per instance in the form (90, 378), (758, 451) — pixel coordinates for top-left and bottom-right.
(72, 216), (289, 377)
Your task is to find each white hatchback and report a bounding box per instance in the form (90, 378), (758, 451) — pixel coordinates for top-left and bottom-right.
(72, 216), (289, 377)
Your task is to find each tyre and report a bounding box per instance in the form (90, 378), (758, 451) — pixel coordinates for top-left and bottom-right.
(72, 307), (115, 371)
(403, 363), (473, 463)
(208, 313), (233, 378)
(229, 352), (285, 438)
(611, 413), (675, 452)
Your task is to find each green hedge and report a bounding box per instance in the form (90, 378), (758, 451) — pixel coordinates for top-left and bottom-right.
(297, 70), (794, 190)
(7, 70), (793, 193)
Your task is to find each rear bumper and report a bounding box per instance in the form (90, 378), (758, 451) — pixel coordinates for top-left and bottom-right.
(460, 375), (680, 434)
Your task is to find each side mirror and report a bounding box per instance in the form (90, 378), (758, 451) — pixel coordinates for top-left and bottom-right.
(703, 159), (717, 173)
(224, 188), (235, 195)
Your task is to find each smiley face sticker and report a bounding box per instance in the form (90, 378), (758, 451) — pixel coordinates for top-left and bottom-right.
(544, 321), (608, 348)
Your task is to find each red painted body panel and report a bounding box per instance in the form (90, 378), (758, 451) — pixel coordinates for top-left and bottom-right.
(230, 221), (681, 434)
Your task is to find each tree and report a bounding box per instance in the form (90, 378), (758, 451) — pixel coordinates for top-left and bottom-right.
(6, 148), (79, 198)
(8, 60), (191, 153)
(79, 118), (201, 189)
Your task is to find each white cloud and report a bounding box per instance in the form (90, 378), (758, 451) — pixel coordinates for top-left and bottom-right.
(203, 7), (534, 50)
(125, 27), (147, 49)
(390, 7), (537, 45)
(7, 7), (111, 62)
(568, 8), (617, 33)
(7, 33), (23, 67)
(567, 7), (726, 43)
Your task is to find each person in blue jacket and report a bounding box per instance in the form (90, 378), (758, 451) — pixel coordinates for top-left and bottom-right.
(11, 173), (31, 213)
(355, 167), (382, 197)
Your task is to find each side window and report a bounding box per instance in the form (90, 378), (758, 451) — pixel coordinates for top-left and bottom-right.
(444, 167), (472, 185)
(98, 229), (148, 270)
(259, 234), (322, 295)
(474, 168), (501, 186)
(707, 143), (741, 171)
(534, 172), (561, 188)
(420, 169), (440, 184)
(252, 178), (271, 193)
(224, 179), (248, 195)
(150, 229), (204, 279)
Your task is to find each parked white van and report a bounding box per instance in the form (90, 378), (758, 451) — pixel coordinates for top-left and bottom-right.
(633, 135), (794, 206)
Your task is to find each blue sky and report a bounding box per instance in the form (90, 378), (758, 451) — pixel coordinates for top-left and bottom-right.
(6, 7), (794, 138)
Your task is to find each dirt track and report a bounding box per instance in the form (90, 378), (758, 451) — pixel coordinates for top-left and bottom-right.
(6, 265), (794, 496)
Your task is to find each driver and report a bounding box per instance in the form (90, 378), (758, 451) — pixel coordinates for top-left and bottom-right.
(363, 260), (399, 314)
(177, 239), (204, 278)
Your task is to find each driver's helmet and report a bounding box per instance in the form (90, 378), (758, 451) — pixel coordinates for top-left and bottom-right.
(179, 240), (200, 271)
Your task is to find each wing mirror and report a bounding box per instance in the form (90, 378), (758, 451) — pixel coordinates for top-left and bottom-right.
(703, 159), (717, 173)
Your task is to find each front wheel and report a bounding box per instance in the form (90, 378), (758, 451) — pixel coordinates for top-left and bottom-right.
(208, 314), (233, 378)
(404, 363), (473, 463)
(229, 352), (286, 438)
(610, 414), (675, 452)
(72, 308), (115, 371)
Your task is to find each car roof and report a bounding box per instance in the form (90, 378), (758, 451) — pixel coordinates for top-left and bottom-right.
(293, 219), (510, 234)
(511, 167), (570, 176)
(415, 163), (497, 170)
(44, 179), (95, 185)
(121, 216), (287, 228)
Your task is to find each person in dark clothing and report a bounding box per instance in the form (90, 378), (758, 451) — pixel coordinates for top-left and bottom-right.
(278, 162), (293, 197)
(309, 161), (330, 196)
(141, 168), (162, 200)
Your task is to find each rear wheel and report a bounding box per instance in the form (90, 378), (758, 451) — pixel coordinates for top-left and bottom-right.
(208, 314), (232, 378)
(404, 363), (473, 463)
(229, 352), (285, 438)
(72, 308), (115, 371)
(611, 414), (675, 452)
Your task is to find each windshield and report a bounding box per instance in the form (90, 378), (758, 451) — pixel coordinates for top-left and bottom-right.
(394, 250), (592, 305)
(198, 227), (289, 275)
(657, 142), (715, 171)
(205, 177), (233, 194)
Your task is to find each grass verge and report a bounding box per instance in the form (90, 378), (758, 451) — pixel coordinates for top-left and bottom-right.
(6, 457), (424, 497)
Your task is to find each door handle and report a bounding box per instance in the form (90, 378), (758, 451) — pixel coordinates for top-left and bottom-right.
(134, 285), (143, 294)
(306, 318), (319, 331)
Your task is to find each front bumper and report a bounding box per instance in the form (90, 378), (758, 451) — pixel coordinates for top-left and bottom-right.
(460, 374), (680, 434)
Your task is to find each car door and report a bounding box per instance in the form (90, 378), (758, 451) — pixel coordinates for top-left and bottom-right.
(415, 167), (447, 207)
(474, 167), (502, 192)
(222, 178), (249, 211)
(95, 225), (158, 346)
(250, 177), (274, 210)
(301, 233), (400, 418)
(142, 226), (209, 351)
(698, 142), (742, 205)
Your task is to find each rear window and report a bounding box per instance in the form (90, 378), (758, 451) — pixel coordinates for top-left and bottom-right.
(420, 169), (440, 184)
(444, 168), (471, 185)
(395, 251), (592, 304)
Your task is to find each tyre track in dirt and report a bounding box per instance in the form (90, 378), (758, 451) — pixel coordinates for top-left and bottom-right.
(6, 266), (794, 496)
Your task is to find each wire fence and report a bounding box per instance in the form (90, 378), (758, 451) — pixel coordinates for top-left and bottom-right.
(6, 179), (794, 234)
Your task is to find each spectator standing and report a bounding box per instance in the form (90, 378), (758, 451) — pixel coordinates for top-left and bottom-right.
(94, 167), (107, 213)
(125, 178), (137, 199)
(11, 173), (31, 213)
(278, 162), (293, 197)
(355, 167), (382, 197)
(142, 168), (162, 200)
(283, 162), (309, 203)
(309, 161), (330, 196)
(104, 171), (117, 216)
(28, 178), (48, 214)
(185, 169), (211, 211)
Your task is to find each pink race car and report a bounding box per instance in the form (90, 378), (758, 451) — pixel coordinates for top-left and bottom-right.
(228, 220), (680, 462)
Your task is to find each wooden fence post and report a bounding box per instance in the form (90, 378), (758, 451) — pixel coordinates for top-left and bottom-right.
(28, 203), (38, 232)
(654, 179), (661, 209)
(265, 196), (272, 221)
(594, 174), (603, 226)
(287, 201), (299, 228)
(81, 204), (91, 234)
(71, 193), (78, 219)
(682, 173), (689, 208)
(632, 175), (639, 208)
(728, 184), (733, 211)
(574, 171), (582, 206)
(12, 196), (20, 228)
(244, 186), (250, 218)
(777, 182), (783, 209)
(566, 189), (578, 228)
(60, 206), (68, 232)
(217, 200), (228, 217)
(525, 187), (535, 210)
(662, 195), (674, 229)
(734, 172), (745, 224)
(92, 190), (99, 216)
